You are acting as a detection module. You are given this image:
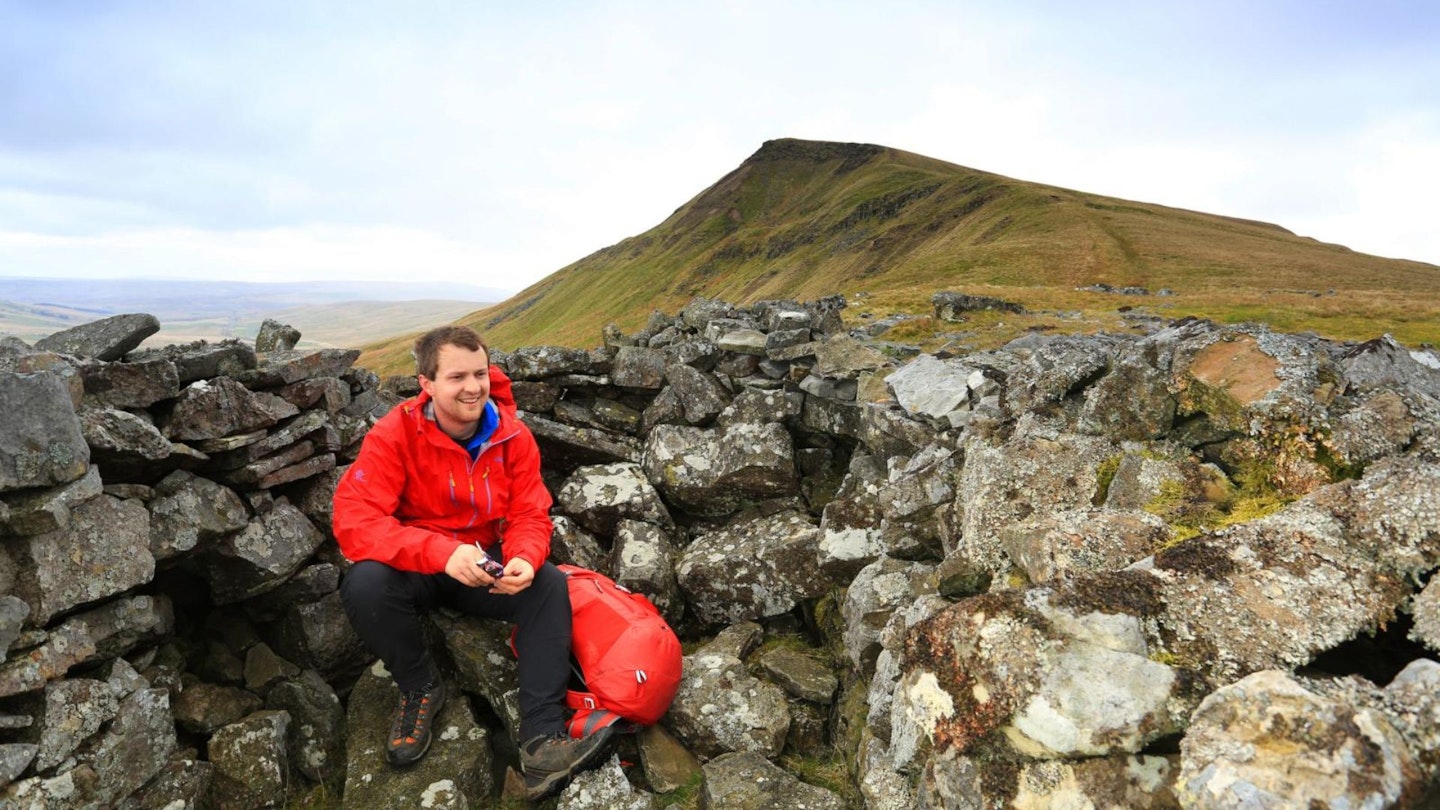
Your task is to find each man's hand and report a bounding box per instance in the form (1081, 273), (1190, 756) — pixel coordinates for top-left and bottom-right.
(489, 557), (534, 595)
(444, 545), (534, 594)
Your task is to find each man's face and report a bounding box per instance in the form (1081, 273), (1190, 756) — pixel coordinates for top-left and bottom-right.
(419, 343), (491, 437)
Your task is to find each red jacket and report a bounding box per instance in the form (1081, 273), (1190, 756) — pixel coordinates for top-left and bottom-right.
(332, 366), (553, 574)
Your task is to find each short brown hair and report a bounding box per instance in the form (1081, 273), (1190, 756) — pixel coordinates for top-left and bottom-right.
(413, 325), (489, 379)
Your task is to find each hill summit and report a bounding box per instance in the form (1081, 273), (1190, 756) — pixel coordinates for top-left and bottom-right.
(361, 138), (1438, 372)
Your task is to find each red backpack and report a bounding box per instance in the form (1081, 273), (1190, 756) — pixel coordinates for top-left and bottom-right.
(518, 565), (683, 738)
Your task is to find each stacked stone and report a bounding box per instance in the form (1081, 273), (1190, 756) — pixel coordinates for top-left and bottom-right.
(1, 314), (388, 807)
(4, 299), (1440, 809)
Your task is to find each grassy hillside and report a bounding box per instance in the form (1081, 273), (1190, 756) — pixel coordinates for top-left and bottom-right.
(358, 138), (1439, 375)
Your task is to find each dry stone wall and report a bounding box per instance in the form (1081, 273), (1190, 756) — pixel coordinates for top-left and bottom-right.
(2, 301), (1440, 808)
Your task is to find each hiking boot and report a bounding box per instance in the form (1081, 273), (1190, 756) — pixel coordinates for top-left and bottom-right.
(386, 681), (447, 766)
(520, 726), (616, 800)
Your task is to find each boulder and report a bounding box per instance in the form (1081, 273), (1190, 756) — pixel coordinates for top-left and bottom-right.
(254, 319), (301, 352)
(206, 710), (290, 810)
(0, 371), (89, 493)
(700, 751), (846, 809)
(235, 348), (361, 388)
(9, 494), (154, 627)
(35, 313), (159, 361)
(642, 422), (796, 518)
(198, 500), (325, 604)
(342, 662), (493, 809)
(0, 466), (103, 537)
(29, 678), (120, 772)
(165, 377), (299, 441)
(610, 519), (680, 621)
(666, 651), (790, 760)
(128, 339), (256, 384)
(1001, 507), (1172, 583)
(556, 462), (671, 536)
(265, 669), (346, 788)
(146, 470), (249, 560)
(676, 510), (827, 626)
(556, 755), (656, 809)
(0, 596), (172, 698)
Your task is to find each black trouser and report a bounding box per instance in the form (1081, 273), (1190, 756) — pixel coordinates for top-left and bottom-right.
(340, 559), (572, 742)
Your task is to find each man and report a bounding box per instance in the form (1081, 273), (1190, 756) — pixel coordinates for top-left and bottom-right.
(333, 325), (612, 800)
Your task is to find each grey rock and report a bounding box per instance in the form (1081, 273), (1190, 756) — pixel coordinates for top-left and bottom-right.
(556, 755), (656, 809)
(556, 462), (671, 536)
(0, 371), (90, 493)
(288, 465), (345, 534)
(549, 515), (609, 571)
(243, 642), (302, 695)
(612, 346), (669, 389)
(128, 339), (256, 384)
(165, 377), (299, 441)
(10, 494), (154, 627)
(664, 363), (731, 424)
(88, 687), (177, 807)
(667, 651), (789, 760)
(235, 348), (361, 388)
(676, 510), (826, 626)
(206, 710), (290, 810)
(263, 590), (369, 678)
(510, 379), (560, 413)
(432, 614), (522, 739)
(502, 345), (608, 380)
(32, 678), (120, 772)
(758, 646), (838, 704)
(841, 557), (936, 678)
(636, 724), (702, 795)
(932, 291), (1025, 319)
(172, 681), (263, 734)
(885, 354), (979, 419)
(79, 357), (180, 410)
(205, 409), (330, 470)
(642, 422), (796, 518)
(147, 470), (249, 560)
(243, 563), (342, 622)
(0, 597), (29, 660)
(699, 751), (845, 809)
(0, 596), (172, 698)
(265, 669), (345, 787)
(715, 386), (803, 427)
(0, 744), (37, 788)
(915, 750), (1180, 810)
(35, 313), (159, 361)
(815, 334), (889, 380)
(798, 373), (857, 401)
(1003, 333), (1117, 413)
(874, 443), (960, 560)
(255, 319), (301, 352)
(1177, 670), (1421, 809)
(199, 500), (325, 604)
(611, 519), (680, 621)
(0, 466), (103, 537)
(79, 406), (175, 469)
(1338, 334), (1440, 399)
(343, 662), (493, 809)
(714, 328), (768, 355)
(525, 412), (643, 467)
(277, 375), (351, 412)
(764, 327), (811, 358)
(115, 757), (213, 810)
(679, 296), (736, 330)
(1002, 508), (1172, 583)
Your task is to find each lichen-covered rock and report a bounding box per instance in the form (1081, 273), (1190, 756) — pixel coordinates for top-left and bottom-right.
(343, 662), (493, 809)
(235, 348), (361, 388)
(503, 345), (609, 380)
(199, 500), (325, 604)
(147, 470), (249, 560)
(950, 426), (1117, 571)
(86, 686), (177, 807)
(700, 751), (846, 809)
(816, 453), (886, 581)
(0, 596), (172, 698)
(636, 724), (702, 794)
(432, 614), (522, 737)
(0, 371), (90, 493)
(164, 377), (299, 441)
(549, 515), (609, 571)
(10, 494), (155, 626)
(128, 339), (256, 384)
(758, 646), (837, 705)
(1001, 507), (1171, 583)
(79, 357), (179, 409)
(30, 678), (120, 772)
(885, 353), (984, 421)
(255, 319), (301, 352)
(556, 462), (671, 536)
(918, 749), (1180, 810)
(841, 557), (937, 679)
(115, 756), (213, 810)
(263, 590), (369, 678)
(78, 405), (174, 465)
(664, 362), (731, 424)
(172, 681), (263, 734)
(525, 412), (643, 468)
(1176, 670), (1424, 809)
(667, 652), (790, 760)
(875, 443), (960, 559)
(265, 669), (346, 788)
(35, 313), (159, 361)
(642, 422), (797, 518)
(0, 466), (103, 537)
(676, 510), (826, 626)
(611, 519), (680, 621)
(557, 755), (656, 809)
(206, 709), (290, 810)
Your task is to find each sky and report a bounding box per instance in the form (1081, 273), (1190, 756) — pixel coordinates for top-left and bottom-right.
(1, 1), (1437, 295)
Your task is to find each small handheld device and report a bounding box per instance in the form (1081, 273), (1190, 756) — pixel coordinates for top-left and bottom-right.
(476, 554), (505, 578)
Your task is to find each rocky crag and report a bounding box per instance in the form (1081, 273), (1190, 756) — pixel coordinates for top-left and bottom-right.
(2, 301), (1440, 809)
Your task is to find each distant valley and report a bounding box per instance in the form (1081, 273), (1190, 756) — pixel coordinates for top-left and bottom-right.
(0, 277), (507, 349)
